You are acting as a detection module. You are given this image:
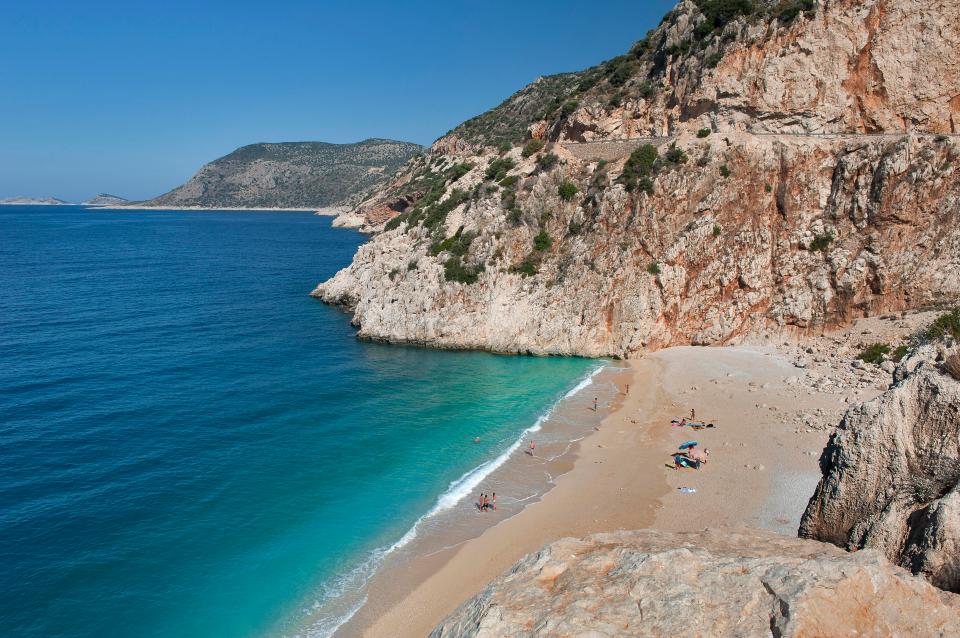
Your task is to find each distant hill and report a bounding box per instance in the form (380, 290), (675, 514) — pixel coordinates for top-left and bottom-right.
(140, 139), (423, 209)
(82, 193), (129, 206)
(0, 196), (71, 205)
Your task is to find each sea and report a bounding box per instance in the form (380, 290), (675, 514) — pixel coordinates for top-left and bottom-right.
(0, 206), (608, 638)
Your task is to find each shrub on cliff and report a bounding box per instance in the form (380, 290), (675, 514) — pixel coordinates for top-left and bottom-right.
(522, 139), (545, 158)
(647, 262), (662, 276)
(558, 181), (578, 201)
(510, 255), (538, 277)
(621, 144), (659, 192)
(913, 307), (960, 345)
(537, 153), (559, 171)
(695, 0), (756, 31)
(443, 256), (483, 284)
(486, 157), (516, 182)
(808, 232), (834, 252)
(697, 128), (712, 138)
(859, 343), (891, 365)
(533, 229), (552, 251)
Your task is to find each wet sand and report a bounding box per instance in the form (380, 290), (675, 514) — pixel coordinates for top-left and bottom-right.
(338, 345), (869, 637)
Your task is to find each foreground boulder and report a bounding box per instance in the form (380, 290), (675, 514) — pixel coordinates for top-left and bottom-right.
(800, 344), (960, 592)
(430, 528), (959, 637)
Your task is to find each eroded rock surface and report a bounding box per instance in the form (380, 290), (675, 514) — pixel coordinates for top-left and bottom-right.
(430, 528), (960, 637)
(800, 343), (960, 592)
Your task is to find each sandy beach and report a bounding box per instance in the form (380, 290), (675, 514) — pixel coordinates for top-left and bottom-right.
(332, 310), (936, 637)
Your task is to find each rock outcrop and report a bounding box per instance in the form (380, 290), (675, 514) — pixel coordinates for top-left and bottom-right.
(430, 528), (960, 637)
(141, 139), (422, 210)
(800, 342), (960, 592)
(314, 0), (960, 357)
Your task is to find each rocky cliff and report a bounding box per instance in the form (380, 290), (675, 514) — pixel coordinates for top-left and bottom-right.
(314, 0), (960, 357)
(141, 139), (422, 210)
(800, 338), (960, 592)
(430, 528), (960, 637)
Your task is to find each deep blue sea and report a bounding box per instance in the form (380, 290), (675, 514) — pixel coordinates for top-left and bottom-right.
(0, 206), (599, 638)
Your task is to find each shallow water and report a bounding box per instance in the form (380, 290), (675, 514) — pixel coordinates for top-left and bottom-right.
(0, 206), (599, 638)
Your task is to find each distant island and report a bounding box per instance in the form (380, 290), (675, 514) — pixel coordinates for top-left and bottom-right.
(134, 139), (423, 210)
(0, 196), (71, 206)
(82, 193), (129, 206)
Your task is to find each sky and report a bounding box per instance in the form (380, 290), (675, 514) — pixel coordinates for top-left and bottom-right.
(0, 0), (676, 202)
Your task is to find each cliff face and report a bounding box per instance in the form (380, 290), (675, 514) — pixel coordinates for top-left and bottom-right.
(800, 341), (960, 592)
(142, 139), (422, 210)
(430, 528), (960, 637)
(314, 0), (960, 357)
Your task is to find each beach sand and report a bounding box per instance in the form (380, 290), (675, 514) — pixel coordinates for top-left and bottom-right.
(334, 341), (880, 638)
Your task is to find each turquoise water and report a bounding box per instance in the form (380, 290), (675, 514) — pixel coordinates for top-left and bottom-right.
(0, 206), (598, 638)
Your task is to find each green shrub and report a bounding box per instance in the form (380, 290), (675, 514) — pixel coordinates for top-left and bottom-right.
(568, 218), (582, 235)
(499, 174), (520, 188)
(533, 229), (552, 251)
(663, 143), (688, 165)
(485, 157), (516, 182)
(771, 0), (815, 23)
(521, 139), (545, 158)
(647, 262), (662, 276)
(557, 181), (578, 201)
(608, 92), (623, 108)
(913, 307), (960, 344)
(609, 65), (633, 87)
(537, 153), (559, 171)
(384, 213), (407, 231)
(696, 0), (756, 31)
(764, 182), (773, 193)
(808, 232), (834, 252)
(448, 162), (474, 181)
(891, 344), (909, 362)
(508, 207), (523, 224)
(561, 100), (579, 116)
(859, 343), (890, 365)
(719, 164), (731, 178)
(621, 144), (659, 191)
(497, 141), (512, 154)
(510, 255), (538, 277)
(443, 256), (484, 284)
(388, 267), (401, 280)
(407, 259), (418, 271)
(713, 224), (722, 236)
(423, 188), (469, 230)
(637, 177), (655, 195)
(697, 128), (711, 138)
(637, 82), (655, 99)
(705, 53), (724, 68)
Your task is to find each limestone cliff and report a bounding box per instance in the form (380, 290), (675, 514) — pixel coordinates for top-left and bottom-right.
(314, 0), (960, 357)
(430, 528), (960, 637)
(141, 139), (422, 210)
(800, 339), (960, 592)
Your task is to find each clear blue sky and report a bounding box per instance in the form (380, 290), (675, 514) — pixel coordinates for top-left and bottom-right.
(0, 0), (676, 202)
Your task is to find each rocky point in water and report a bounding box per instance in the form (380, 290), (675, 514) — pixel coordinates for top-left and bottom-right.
(315, 0), (960, 357)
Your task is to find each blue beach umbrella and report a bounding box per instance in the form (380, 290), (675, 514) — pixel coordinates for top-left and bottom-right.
(679, 440), (698, 450)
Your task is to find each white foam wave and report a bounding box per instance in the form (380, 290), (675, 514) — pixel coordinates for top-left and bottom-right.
(299, 362), (606, 637)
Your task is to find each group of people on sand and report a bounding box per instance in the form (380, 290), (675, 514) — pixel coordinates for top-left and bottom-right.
(477, 492), (496, 512)
(671, 407), (717, 431)
(670, 409), (712, 470)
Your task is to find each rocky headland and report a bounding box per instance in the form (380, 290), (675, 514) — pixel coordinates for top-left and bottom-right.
(82, 193), (129, 206)
(314, 0), (960, 357)
(138, 139), (422, 210)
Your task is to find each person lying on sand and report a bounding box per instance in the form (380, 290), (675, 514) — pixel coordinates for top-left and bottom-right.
(687, 448), (710, 464)
(673, 454), (701, 470)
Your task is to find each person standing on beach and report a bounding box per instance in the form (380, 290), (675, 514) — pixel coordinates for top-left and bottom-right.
(625, 384), (629, 395)
(593, 397), (598, 411)
(491, 492), (496, 510)
(478, 493), (486, 511)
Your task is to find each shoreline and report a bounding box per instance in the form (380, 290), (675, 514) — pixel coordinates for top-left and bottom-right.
(337, 343), (876, 637)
